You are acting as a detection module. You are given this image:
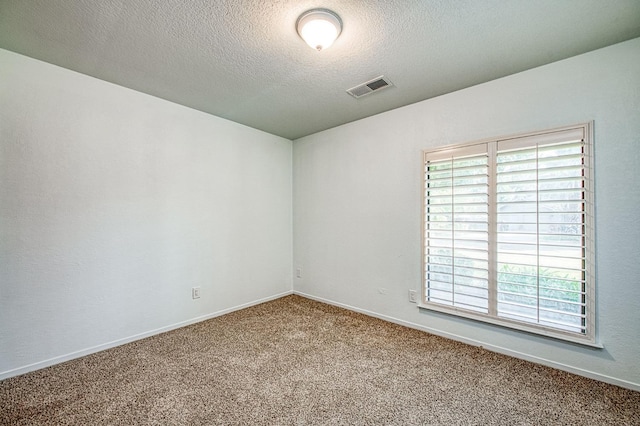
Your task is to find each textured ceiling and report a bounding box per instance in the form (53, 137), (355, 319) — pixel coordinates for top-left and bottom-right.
(1, 0), (639, 140)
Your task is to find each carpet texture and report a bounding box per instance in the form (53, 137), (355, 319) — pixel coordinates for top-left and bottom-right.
(1, 295), (639, 425)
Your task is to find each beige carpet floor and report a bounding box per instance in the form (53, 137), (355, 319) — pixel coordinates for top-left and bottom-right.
(1, 295), (639, 425)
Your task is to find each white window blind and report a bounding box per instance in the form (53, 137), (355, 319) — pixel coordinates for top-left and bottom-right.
(424, 145), (490, 313)
(422, 124), (594, 343)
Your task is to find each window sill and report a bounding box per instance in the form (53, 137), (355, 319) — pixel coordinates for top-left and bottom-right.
(417, 302), (603, 349)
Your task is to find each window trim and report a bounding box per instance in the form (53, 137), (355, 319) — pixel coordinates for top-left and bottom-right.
(420, 122), (598, 347)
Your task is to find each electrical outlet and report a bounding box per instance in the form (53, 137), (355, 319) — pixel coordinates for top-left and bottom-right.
(296, 267), (302, 278)
(409, 289), (418, 303)
(192, 287), (201, 299)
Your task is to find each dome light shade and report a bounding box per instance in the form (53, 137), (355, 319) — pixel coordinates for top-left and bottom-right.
(296, 9), (342, 51)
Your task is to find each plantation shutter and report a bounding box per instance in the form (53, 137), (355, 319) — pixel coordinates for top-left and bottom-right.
(422, 124), (594, 343)
(495, 128), (587, 333)
(424, 144), (490, 313)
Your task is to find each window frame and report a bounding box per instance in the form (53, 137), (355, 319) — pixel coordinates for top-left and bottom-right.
(420, 122), (597, 346)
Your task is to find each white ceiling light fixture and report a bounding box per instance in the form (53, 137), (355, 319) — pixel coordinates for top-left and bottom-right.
(296, 9), (342, 51)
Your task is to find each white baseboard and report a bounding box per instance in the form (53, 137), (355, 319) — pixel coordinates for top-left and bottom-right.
(5, 289), (637, 392)
(0, 290), (293, 381)
(294, 291), (640, 392)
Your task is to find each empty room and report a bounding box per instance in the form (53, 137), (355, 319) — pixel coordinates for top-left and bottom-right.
(1, 1), (639, 424)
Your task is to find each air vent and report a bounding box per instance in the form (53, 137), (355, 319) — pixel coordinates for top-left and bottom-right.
(347, 76), (393, 99)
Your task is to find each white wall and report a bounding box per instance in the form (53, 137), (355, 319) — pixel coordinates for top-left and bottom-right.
(293, 38), (640, 390)
(0, 49), (292, 378)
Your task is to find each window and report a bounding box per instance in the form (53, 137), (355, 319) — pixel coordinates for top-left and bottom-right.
(422, 123), (595, 344)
